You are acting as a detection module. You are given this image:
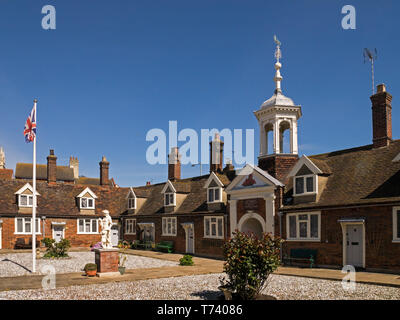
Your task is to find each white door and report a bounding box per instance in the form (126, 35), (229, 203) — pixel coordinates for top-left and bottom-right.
(111, 225), (119, 247)
(53, 226), (64, 243)
(346, 225), (363, 267)
(186, 226), (194, 254)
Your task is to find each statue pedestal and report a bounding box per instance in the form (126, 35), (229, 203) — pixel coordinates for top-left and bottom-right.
(94, 248), (119, 274)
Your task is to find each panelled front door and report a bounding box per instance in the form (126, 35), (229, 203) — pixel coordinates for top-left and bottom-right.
(53, 226), (64, 243)
(111, 225), (119, 247)
(346, 225), (363, 267)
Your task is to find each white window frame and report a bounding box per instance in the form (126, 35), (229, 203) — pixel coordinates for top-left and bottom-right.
(204, 216), (224, 239)
(77, 218), (99, 234)
(162, 217), (177, 236)
(80, 197), (95, 209)
(286, 212), (321, 241)
(207, 187), (222, 203)
(293, 174), (317, 196)
(14, 217), (41, 235)
(393, 206), (400, 243)
(164, 192), (176, 207)
(125, 219), (136, 235)
(127, 197), (136, 210)
(18, 194), (34, 207)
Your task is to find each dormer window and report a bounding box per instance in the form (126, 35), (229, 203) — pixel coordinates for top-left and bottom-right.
(127, 188), (137, 210)
(161, 180), (177, 207)
(208, 187), (222, 203)
(15, 183), (40, 208)
(76, 187), (98, 210)
(164, 193), (176, 206)
(294, 175), (316, 195)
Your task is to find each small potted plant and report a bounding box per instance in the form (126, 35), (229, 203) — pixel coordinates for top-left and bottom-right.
(84, 263), (97, 277)
(118, 254), (127, 275)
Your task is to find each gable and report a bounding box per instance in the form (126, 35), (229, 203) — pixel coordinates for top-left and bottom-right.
(296, 164), (313, 176)
(76, 187), (98, 199)
(287, 155), (323, 177)
(208, 180), (219, 188)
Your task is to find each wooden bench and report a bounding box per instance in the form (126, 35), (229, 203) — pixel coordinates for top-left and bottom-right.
(135, 241), (153, 250)
(283, 248), (317, 268)
(14, 238), (40, 249)
(155, 241), (174, 253)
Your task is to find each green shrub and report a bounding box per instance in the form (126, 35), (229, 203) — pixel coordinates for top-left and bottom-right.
(41, 238), (71, 258)
(84, 263), (97, 271)
(220, 231), (282, 300)
(179, 254), (194, 266)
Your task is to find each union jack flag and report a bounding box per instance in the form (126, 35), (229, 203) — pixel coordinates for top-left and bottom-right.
(23, 104), (36, 143)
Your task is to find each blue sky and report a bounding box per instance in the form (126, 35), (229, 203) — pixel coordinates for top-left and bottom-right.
(0, 0), (399, 186)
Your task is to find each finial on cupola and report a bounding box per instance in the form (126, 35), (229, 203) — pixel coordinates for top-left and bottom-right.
(273, 35), (283, 94)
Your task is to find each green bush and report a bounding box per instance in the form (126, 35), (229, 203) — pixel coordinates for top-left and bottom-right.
(179, 254), (194, 266)
(84, 263), (97, 271)
(220, 231), (282, 300)
(41, 238), (71, 258)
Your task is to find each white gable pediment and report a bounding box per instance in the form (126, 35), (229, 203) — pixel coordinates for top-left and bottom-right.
(15, 183), (40, 196)
(126, 187), (136, 199)
(204, 172), (224, 189)
(161, 180), (176, 194)
(226, 164), (283, 192)
(287, 155), (322, 177)
(77, 187), (98, 199)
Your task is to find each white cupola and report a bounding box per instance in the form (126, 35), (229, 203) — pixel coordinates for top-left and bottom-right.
(254, 35), (302, 158)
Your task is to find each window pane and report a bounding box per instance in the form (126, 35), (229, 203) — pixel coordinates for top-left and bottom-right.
(211, 223), (216, 236)
(215, 189), (220, 201)
(17, 218), (23, 233)
(306, 177), (314, 192)
(81, 198), (87, 208)
(295, 177), (304, 194)
(205, 219), (210, 236)
(20, 195), (27, 206)
(36, 219), (40, 233)
(25, 219), (31, 233)
(289, 216), (296, 238)
(172, 219), (176, 234)
(92, 220), (97, 233)
(79, 220), (84, 233)
(217, 218), (223, 237)
(299, 214), (308, 221)
(310, 215), (318, 238)
(208, 189), (214, 202)
(88, 199), (93, 208)
(170, 194), (174, 204)
(167, 221), (171, 234)
(28, 196), (33, 206)
(162, 219), (166, 234)
(85, 220), (90, 232)
(299, 221), (307, 238)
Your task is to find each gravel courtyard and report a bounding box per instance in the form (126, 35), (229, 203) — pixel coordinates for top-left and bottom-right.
(0, 252), (177, 277)
(1, 273), (399, 300)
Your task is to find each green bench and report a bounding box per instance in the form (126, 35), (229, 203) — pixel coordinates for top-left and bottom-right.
(155, 241), (174, 253)
(284, 248), (317, 268)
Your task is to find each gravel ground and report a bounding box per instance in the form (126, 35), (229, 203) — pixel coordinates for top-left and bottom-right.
(0, 252), (177, 277)
(0, 273), (399, 300)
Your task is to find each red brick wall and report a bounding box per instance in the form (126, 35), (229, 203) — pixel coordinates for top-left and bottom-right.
(258, 155), (298, 183)
(282, 205), (400, 271)
(371, 88), (392, 148)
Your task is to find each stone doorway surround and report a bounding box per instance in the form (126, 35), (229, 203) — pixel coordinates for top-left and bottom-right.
(338, 218), (366, 269)
(181, 222), (195, 254)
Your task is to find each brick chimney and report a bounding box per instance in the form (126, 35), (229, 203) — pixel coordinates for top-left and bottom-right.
(69, 156), (79, 179)
(210, 133), (224, 173)
(99, 156), (109, 185)
(168, 147), (181, 180)
(47, 149), (57, 184)
(371, 84), (392, 148)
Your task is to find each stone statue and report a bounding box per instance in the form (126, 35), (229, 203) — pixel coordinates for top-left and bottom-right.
(0, 147), (5, 169)
(99, 210), (113, 249)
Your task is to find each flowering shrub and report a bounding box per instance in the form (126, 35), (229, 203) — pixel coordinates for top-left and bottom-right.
(90, 242), (102, 251)
(220, 231), (282, 300)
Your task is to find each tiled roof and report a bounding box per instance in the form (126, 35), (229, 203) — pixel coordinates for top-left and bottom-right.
(15, 163), (74, 181)
(282, 140), (400, 210)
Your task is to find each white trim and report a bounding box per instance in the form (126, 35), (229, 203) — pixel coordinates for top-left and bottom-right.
(293, 174), (318, 196)
(14, 217), (41, 235)
(181, 223), (195, 254)
(126, 187), (136, 199)
(393, 207), (400, 242)
(76, 187), (98, 199)
(287, 155), (323, 177)
(14, 183), (40, 196)
(204, 216), (224, 239)
(238, 211), (266, 234)
(125, 218), (137, 235)
(164, 192), (176, 206)
(204, 172), (224, 188)
(161, 180), (177, 194)
(162, 217), (177, 236)
(127, 197), (137, 210)
(286, 212), (321, 241)
(79, 197), (95, 209)
(52, 224), (65, 241)
(18, 194), (34, 207)
(339, 221), (366, 268)
(76, 218), (99, 234)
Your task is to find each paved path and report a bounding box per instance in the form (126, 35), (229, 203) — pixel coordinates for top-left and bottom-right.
(0, 249), (399, 292)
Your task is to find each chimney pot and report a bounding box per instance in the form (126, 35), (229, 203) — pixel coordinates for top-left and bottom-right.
(99, 156), (110, 186)
(168, 147), (181, 180)
(377, 84), (386, 93)
(209, 133), (224, 173)
(371, 84), (392, 148)
(47, 149), (57, 184)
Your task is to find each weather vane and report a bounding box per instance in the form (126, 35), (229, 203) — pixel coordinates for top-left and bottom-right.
(363, 48), (378, 95)
(274, 35), (281, 62)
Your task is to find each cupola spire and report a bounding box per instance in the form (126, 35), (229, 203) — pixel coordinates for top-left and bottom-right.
(273, 35), (283, 94)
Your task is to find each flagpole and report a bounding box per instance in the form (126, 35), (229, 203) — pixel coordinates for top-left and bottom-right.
(32, 99), (37, 273)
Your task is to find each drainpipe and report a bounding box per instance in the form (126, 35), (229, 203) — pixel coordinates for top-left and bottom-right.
(278, 211), (283, 262)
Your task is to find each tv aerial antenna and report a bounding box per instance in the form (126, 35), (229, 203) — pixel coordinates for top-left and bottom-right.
(363, 48), (378, 95)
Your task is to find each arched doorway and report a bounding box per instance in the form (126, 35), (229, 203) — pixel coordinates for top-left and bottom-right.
(238, 212), (266, 239)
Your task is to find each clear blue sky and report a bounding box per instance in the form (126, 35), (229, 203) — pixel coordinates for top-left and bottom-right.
(0, 0), (399, 186)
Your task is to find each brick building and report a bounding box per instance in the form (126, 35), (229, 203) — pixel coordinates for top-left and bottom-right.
(0, 43), (400, 272)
